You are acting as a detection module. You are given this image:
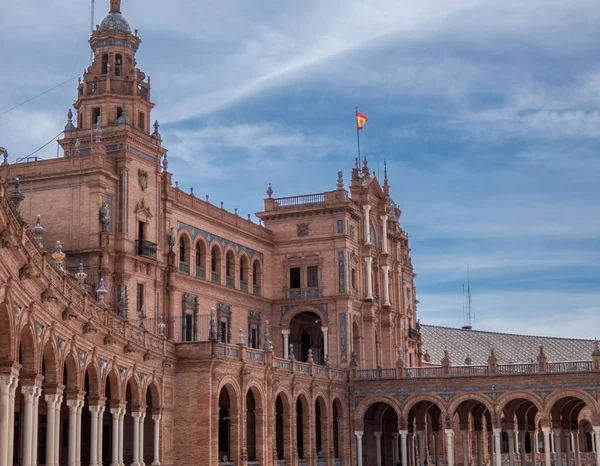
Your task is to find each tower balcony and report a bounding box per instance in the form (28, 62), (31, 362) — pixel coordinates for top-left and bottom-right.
(135, 240), (157, 259)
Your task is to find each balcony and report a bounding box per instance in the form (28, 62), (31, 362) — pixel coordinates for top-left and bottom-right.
(135, 240), (157, 259)
(211, 272), (220, 284)
(179, 262), (190, 275)
(226, 276), (235, 289)
(285, 287), (323, 300)
(196, 266), (205, 279)
(408, 328), (421, 339)
(240, 280), (248, 292)
(253, 285), (261, 296)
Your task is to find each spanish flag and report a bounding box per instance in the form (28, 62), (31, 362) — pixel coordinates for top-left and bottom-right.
(356, 110), (368, 130)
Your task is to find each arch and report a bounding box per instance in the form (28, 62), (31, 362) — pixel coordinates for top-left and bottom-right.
(115, 53), (123, 76)
(224, 248), (235, 282)
(63, 351), (81, 390)
(144, 379), (162, 410)
(194, 237), (208, 274)
(18, 323), (38, 374)
(0, 302), (14, 361)
(216, 377), (241, 410)
(495, 391), (545, 417)
(402, 394), (448, 423)
(281, 305), (328, 329)
(178, 230), (192, 266)
(332, 397), (344, 459)
(239, 253), (249, 285)
(314, 395), (328, 457)
(448, 393), (496, 422)
(41, 338), (59, 385)
(210, 242), (223, 279)
(251, 259), (262, 291)
(245, 384), (265, 463)
(101, 53), (109, 74)
(274, 391), (289, 461)
(124, 373), (143, 408)
(104, 369), (121, 402)
(544, 390), (600, 419)
(83, 360), (102, 399)
(354, 395), (404, 427)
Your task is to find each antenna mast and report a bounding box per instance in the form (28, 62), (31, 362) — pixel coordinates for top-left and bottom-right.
(462, 264), (473, 330)
(90, 0), (96, 63)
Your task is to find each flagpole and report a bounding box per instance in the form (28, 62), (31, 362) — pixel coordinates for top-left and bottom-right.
(355, 107), (361, 161)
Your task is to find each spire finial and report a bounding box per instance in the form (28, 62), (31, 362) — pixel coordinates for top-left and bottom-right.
(266, 183), (273, 198)
(362, 155), (369, 175)
(109, 0), (121, 13)
(383, 159), (388, 186)
(336, 170), (344, 190)
(65, 109), (75, 131)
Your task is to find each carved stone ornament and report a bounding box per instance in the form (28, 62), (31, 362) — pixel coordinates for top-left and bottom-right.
(134, 199), (153, 218)
(138, 168), (149, 191)
(296, 223), (309, 237)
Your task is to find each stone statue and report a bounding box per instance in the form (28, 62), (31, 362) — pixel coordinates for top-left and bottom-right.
(167, 227), (176, 249)
(99, 202), (110, 230)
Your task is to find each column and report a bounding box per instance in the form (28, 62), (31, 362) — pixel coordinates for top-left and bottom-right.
(565, 430), (572, 466)
(593, 427), (600, 466)
(54, 393), (63, 466)
(139, 413), (146, 466)
(461, 430), (468, 466)
(488, 432), (494, 466)
(519, 431), (527, 466)
(507, 429), (515, 466)
(418, 431), (425, 466)
(152, 415), (161, 466)
(6, 375), (18, 466)
(362, 205), (371, 245)
(446, 429), (455, 466)
(365, 257), (373, 300)
(375, 431), (383, 466)
(282, 330), (290, 359)
(555, 428), (563, 466)
(381, 266), (390, 306)
(321, 327), (329, 362)
(574, 431), (581, 466)
(21, 386), (37, 466)
(45, 394), (59, 466)
(400, 430), (408, 466)
(76, 400), (84, 466)
(118, 408), (125, 466)
(380, 215), (388, 253)
(476, 431), (483, 466)
(543, 427), (552, 466)
(98, 405), (106, 466)
(0, 375), (16, 466)
(67, 399), (81, 466)
(531, 431), (537, 466)
(31, 386), (42, 466)
(434, 431), (441, 466)
(132, 412), (142, 466)
(110, 408), (120, 466)
(355, 431), (364, 466)
(493, 429), (502, 466)
(89, 405), (101, 466)
(392, 432), (399, 465)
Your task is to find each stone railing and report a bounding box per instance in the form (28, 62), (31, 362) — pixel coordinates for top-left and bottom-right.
(547, 361), (592, 373)
(272, 193), (326, 209)
(356, 368), (397, 380)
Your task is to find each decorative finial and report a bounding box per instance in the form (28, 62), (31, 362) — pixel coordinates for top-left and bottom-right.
(52, 241), (66, 272)
(190, 187), (194, 196)
(263, 320), (272, 351)
(109, 0), (121, 14)
(158, 316), (166, 338)
(220, 201), (224, 209)
(247, 214), (251, 221)
(175, 181), (178, 188)
(152, 120), (162, 141)
(97, 277), (108, 305)
(237, 328), (245, 346)
(355, 157), (359, 168)
(234, 208), (238, 215)
(116, 102), (131, 124)
(336, 170), (344, 190)
(362, 155), (369, 175)
(205, 194), (209, 203)
(75, 263), (88, 289)
(0, 147), (8, 165)
(33, 215), (44, 248)
(74, 138), (81, 156)
(9, 177), (25, 215)
(288, 343), (295, 360)
(383, 159), (388, 186)
(307, 348), (314, 363)
(266, 183), (273, 198)
(538, 345), (545, 357)
(65, 109), (75, 131)
(162, 153), (168, 171)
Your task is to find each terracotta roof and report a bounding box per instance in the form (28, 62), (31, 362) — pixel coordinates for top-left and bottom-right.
(420, 324), (594, 366)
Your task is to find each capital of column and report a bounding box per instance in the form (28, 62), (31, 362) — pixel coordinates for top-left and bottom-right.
(374, 431), (382, 439)
(89, 405), (102, 415)
(399, 429), (408, 438)
(0, 373), (19, 393)
(380, 214), (388, 222)
(446, 429), (455, 438)
(593, 426), (600, 435)
(364, 257), (373, 264)
(152, 414), (162, 422)
(67, 398), (85, 409)
(506, 428), (514, 435)
(542, 427), (552, 435)
(21, 385), (39, 402)
(461, 430), (468, 438)
(355, 430), (364, 439)
(493, 428), (502, 437)
(321, 327), (328, 335)
(281, 329), (290, 336)
(362, 205), (371, 213)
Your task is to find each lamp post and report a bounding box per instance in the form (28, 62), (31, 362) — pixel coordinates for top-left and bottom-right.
(97, 278), (108, 305)
(52, 241), (66, 272)
(75, 263), (87, 289)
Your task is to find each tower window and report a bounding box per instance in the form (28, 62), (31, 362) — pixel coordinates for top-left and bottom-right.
(307, 265), (319, 288)
(289, 267), (301, 289)
(116, 106), (123, 121)
(92, 108), (101, 126)
(138, 112), (145, 131)
(115, 54), (123, 77)
(101, 54), (108, 75)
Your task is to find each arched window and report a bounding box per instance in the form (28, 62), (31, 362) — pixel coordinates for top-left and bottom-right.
(115, 54), (123, 76)
(225, 251), (235, 288)
(101, 54), (108, 75)
(252, 261), (261, 296)
(210, 246), (221, 283)
(179, 237), (190, 274)
(239, 256), (249, 292)
(195, 241), (206, 279)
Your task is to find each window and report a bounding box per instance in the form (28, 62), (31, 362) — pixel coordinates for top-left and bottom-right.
(220, 321), (227, 344)
(117, 106), (123, 121)
(115, 54), (123, 76)
(101, 54), (108, 74)
(351, 268), (357, 289)
(249, 327), (258, 349)
(138, 111), (145, 131)
(179, 240), (186, 263)
(184, 314), (193, 342)
(136, 283), (144, 312)
(92, 107), (101, 126)
(289, 267), (301, 289)
(307, 266), (319, 288)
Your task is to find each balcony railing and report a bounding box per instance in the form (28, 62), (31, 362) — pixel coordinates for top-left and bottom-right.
(405, 367), (443, 379)
(135, 240), (157, 259)
(179, 262), (190, 275)
(226, 276), (235, 289)
(211, 272), (220, 284)
(253, 285), (261, 296)
(240, 281), (248, 292)
(357, 368), (396, 380)
(273, 193), (325, 209)
(497, 363), (537, 375)
(547, 361), (592, 373)
(196, 266), (205, 279)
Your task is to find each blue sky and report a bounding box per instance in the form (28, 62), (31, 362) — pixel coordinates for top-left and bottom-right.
(1, 0), (599, 340)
